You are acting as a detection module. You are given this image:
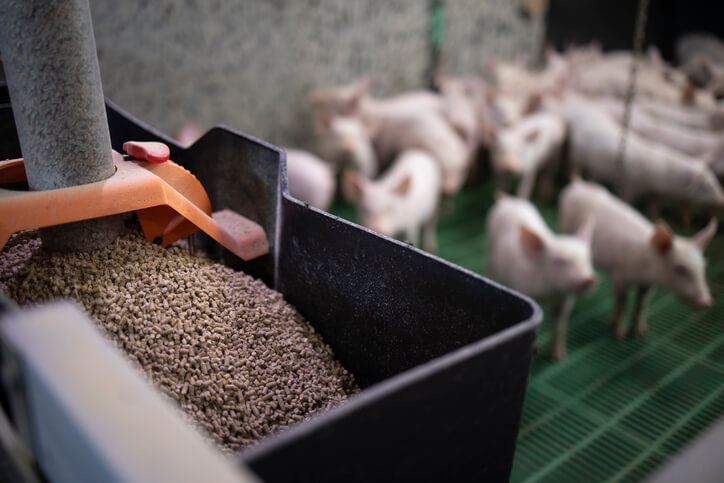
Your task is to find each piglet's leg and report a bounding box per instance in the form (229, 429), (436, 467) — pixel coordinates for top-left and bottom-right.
(612, 284), (628, 341)
(422, 212), (439, 254)
(647, 199), (660, 221)
(633, 285), (652, 338)
(406, 226), (420, 249)
(681, 205), (692, 229)
(538, 163), (557, 202)
(496, 170), (512, 195)
(551, 295), (575, 361)
(516, 170), (536, 199)
(439, 194), (454, 215)
(538, 147), (561, 202)
(619, 184), (637, 206)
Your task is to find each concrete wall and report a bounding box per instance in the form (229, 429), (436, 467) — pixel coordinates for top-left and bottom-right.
(90, 0), (541, 150)
(441, 0), (546, 77)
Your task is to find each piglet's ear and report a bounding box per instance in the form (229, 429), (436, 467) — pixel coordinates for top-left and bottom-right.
(522, 92), (543, 115)
(650, 221), (673, 255)
(520, 224), (546, 259)
(341, 170), (364, 201)
(344, 78), (370, 113)
(693, 218), (717, 250)
(394, 175), (412, 196)
(525, 128), (541, 143)
(315, 110), (333, 132)
(575, 216), (596, 244)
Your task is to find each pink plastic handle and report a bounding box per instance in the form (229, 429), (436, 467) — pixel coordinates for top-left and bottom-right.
(123, 141), (170, 163)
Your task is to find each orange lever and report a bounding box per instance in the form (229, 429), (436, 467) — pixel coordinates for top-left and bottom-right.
(0, 151), (269, 261)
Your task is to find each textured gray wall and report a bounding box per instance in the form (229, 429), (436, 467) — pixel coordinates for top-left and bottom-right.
(90, 1), (541, 150)
(91, 0), (429, 150)
(441, 0), (546, 77)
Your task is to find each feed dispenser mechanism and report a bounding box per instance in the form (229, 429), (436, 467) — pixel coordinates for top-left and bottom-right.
(0, 100), (543, 483)
(0, 141), (269, 261)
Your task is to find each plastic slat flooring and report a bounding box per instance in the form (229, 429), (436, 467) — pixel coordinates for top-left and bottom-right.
(331, 180), (724, 482)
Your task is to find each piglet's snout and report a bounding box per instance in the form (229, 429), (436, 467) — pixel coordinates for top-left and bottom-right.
(578, 274), (598, 293)
(340, 142), (356, 156)
(695, 293), (713, 308)
(500, 158), (519, 175)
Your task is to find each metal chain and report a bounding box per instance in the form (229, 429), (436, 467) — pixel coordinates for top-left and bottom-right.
(616, 0), (651, 197)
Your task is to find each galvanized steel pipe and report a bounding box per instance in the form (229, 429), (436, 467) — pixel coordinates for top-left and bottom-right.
(0, 0), (124, 251)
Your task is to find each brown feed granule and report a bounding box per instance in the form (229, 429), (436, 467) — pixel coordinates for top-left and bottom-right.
(0, 229), (358, 452)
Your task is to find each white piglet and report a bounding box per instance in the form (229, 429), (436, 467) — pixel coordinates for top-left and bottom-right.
(548, 93), (724, 209)
(285, 149), (336, 211)
(312, 79), (470, 195)
(599, 98), (722, 158)
(488, 111), (567, 199)
(371, 110), (470, 196)
(559, 179), (717, 339)
(317, 115), (378, 178)
(436, 75), (480, 157)
(486, 194), (597, 361)
(342, 150), (441, 253)
(174, 120), (202, 147)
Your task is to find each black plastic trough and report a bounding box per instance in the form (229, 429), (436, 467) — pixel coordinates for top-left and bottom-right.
(0, 93), (542, 482)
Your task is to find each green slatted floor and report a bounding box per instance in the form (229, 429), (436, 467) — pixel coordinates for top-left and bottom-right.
(331, 180), (724, 483)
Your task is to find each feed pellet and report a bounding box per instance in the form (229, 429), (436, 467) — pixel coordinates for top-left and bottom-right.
(0, 229), (358, 452)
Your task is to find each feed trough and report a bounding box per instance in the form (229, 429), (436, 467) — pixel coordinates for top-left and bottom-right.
(0, 93), (541, 482)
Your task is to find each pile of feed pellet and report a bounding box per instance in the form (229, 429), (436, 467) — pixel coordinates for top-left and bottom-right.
(0, 229), (358, 452)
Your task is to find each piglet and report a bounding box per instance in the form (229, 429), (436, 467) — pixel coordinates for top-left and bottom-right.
(372, 110), (470, 195)
(486, 194), (597, 360)
(704, 139), (724, 180)
(428, 76), (505, 146)
(342, 149), (441, 252)
(548, 92), (724, 210)
(311, 78), (443, 123)
(487, 111), (567, 199)
(599, 97), (722, 158)
(474, 83), (543, 129)
(311, 78), (443, 165)
(559, 179), (717, 339)
(677, 33), (724, 94)
(174, 120), (202, 147)
(436, 75), (480, 156)
(285, 149), (336, 211)
(485, 48), (569, 97)
(637, 97), (724, 131)
(316, 115), (378, 178)
(569, 50), (717, 108)
(312, 79), (471, 194)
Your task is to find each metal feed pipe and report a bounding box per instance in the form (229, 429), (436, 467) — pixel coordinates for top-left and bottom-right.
(0, 0), (124, 251)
